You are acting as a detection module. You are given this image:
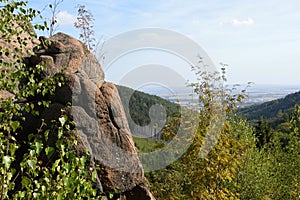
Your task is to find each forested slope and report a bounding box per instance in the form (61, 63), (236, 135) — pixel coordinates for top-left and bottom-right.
(239, 91), (300, 127)
(116, 85), (180, 139)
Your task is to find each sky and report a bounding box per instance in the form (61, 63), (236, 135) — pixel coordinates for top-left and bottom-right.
(27, 0), (300, 86)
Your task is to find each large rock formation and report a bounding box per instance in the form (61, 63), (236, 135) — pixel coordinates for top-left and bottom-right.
(2, 32), (155, 199)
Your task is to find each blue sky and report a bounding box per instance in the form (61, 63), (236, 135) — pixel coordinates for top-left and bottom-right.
(28, 0), (300, 86)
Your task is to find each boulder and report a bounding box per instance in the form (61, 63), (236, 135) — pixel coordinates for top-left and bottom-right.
(29, 33), (155, 199)
(0, 21), (39, 101)
(0, 21), (39, 63)
(32, 32), (105, 88)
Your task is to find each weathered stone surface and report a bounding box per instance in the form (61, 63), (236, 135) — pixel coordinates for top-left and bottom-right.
(35, 32), (105, 88)
(0, 90), (14, 101)
(0, 22), (39, 63)
(70, 76), (150, 196)
(0, 22), (39, 100)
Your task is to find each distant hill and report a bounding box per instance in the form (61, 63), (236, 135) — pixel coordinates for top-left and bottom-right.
(239, 91), (300, 127)
(116, 85), (180, 139)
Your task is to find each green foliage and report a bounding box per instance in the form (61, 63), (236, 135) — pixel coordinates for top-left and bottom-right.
(237, 104), (300, 199)
(143, 63), (299, 199)
(149, 119), (254, 200)
(0, 1), (48, 198)
(13, 113), (100, 199)
(253, 118), (273, 149)
(0, 1), (102, 199)
(146, 65), (255, 199)
(132, 136), (163, 153)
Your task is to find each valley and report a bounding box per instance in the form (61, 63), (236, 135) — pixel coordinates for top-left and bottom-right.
(138, 84), (300, 107)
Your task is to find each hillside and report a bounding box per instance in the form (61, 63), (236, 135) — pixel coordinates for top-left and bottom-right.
(116, 85), (180, 139)
(239, 90), (300, 127)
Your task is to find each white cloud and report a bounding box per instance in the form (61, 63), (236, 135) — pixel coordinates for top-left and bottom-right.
(231, 18), (254, 26)
(56, 11), (77, 26)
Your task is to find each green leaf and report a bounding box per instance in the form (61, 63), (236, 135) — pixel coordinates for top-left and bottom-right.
(3, 156), (12, 169)
(45, 147), (55, 159)
(35, 141), (43, 155)
(58, 127), (63, 138)
(59, 115), (67, 126)
(10, 120), (20, 132)
(64, 177), (71, 187)
(18, 191), (26, 198)
(57, 193), (63, 200)
(21, 176), (31, 188)
(33, 192), (39, 198)
(52, 159), (60, 172)
(80, 156), (86, 166)
(27, 159), (37, 169)
(92, 171), (97, 181)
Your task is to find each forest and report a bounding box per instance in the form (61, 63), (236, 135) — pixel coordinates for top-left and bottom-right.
(0, 1), (299, 199)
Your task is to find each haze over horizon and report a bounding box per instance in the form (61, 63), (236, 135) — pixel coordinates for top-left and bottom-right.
(29, 0), (300, 86)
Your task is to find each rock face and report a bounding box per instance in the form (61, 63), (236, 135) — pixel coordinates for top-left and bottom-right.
(0, 22), (39, 63)
(2, 32), (155, 199)
(48, 33), (155, 199)
(0, 22), (39, 101)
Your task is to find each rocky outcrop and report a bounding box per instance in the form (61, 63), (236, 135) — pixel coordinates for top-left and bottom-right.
(0, 22), (39, 63)
(44, 33), (155, 199)
(1, 32), (155, 199)
(0, 22), (39, 101)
